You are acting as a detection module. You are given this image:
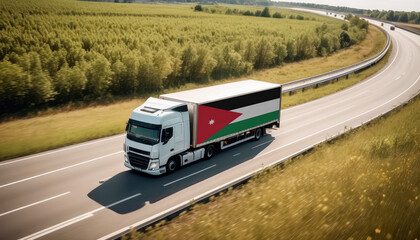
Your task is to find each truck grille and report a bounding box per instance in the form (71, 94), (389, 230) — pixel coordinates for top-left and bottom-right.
(129, 147), (150, 156)
(128, 152), (150, 170)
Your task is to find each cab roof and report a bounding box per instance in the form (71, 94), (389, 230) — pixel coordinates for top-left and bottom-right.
(134, 97), (186, 113)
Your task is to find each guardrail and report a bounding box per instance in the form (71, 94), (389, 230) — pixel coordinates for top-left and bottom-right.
(394, 24), (420, 35)
(105, 22), (392, 240)
(282, 25), (391, 93)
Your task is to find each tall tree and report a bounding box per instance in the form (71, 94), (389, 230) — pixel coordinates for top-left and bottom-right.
(85, 55), (112, 98)
(260, 7), (271, 18)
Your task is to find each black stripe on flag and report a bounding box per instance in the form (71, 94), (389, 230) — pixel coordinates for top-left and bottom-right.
(203, 86), (281, 110)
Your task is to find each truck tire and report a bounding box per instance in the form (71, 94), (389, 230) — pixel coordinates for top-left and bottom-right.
(254, 127), (263, 141)
(166, 157), (179, 174)
(204, 144), (216, 159)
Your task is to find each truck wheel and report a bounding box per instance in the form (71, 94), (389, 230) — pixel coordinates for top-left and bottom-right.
(204, 144), (215, 159)
(254, 128), (263, 141)
(166, 157), (178, 174)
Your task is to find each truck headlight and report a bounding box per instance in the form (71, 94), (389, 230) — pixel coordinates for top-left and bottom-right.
(124, 154), (129, 163)
(149, 160), (159, 171)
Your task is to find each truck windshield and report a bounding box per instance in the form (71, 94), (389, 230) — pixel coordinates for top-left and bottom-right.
(126, 119), (161, 145)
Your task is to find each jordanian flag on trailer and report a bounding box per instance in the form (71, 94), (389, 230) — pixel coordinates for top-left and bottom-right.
(196, 87), (280, 145)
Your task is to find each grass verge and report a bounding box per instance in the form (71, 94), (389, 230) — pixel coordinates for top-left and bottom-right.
(124, 91), (420, 240)
(0, 25), (386, 161)
(394, 22), (420, 31)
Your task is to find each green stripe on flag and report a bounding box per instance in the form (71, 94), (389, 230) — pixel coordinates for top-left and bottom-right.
(205, 110), (279, 142)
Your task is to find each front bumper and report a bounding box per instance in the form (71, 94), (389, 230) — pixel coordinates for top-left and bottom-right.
(124, 158), (166, 175)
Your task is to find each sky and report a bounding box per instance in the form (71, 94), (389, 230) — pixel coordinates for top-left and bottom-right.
(273, 0), (420, 12)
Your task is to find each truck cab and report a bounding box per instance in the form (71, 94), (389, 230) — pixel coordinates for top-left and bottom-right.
(124, 97), (190, 175)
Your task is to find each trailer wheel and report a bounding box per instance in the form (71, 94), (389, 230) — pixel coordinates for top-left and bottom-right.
(166, 157), (179, 174)
(254, 128), (263, 141)
(204, 144), (216, 159)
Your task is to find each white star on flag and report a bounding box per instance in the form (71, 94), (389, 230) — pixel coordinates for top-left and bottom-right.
(209, 119), (215, 125)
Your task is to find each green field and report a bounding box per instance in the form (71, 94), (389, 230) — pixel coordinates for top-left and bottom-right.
(125, 90), (420, 240)
(0, 0), (369, 116)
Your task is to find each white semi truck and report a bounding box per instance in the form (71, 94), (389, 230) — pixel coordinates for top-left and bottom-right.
(124, 80), (282, 175)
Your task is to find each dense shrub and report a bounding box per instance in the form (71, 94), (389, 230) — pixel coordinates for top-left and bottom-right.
(272, 12), (283, 18)
(194, 5), (203, 12)
(340, 31), (352, 48)
(243, 10), (254, 16)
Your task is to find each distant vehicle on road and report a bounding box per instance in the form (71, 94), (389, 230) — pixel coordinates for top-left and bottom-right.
(390, 25), (395, 30)
(381, 23), (384, 27)
(123, 80), (282, 175)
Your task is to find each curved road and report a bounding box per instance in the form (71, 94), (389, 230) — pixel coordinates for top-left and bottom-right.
(0, 19), (419, 240)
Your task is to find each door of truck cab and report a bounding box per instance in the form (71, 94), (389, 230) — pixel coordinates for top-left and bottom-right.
(160, 123), (184, 164)
(160, 125), (175, 164)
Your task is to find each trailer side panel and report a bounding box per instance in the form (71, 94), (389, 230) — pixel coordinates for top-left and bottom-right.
(195, 86), (281, 147)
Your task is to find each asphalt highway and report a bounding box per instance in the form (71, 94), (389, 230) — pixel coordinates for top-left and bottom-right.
(0, 19), (419, 240)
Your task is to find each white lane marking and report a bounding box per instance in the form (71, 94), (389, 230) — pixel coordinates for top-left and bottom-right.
(19, 193), (141, 240)
(164, 165), (216, 187)
(284, 39), (400, 113)
(259, 74), (420, 160)
(23, 214), (94, 240)
(0, 134), (124, 167)
(252, 140), (274, 149)
(283, 91), (366, 123)
(395, 76), (401, 81)
(0, 192), (70, 217)
(0, 151), (123, 189)
(276, 106), (353, 137)
(233, 153), (241, 157)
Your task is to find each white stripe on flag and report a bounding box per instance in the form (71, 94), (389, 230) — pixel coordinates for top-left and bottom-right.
(231, 98), (280, 123)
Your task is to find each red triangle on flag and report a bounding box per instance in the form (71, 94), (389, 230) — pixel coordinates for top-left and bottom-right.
(197, 105), (242, 145)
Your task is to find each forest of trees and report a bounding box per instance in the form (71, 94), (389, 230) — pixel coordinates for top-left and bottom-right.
(196, 5), (284, 19)
(365, 10), (420, 24)
(0, 0), (369, 116)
